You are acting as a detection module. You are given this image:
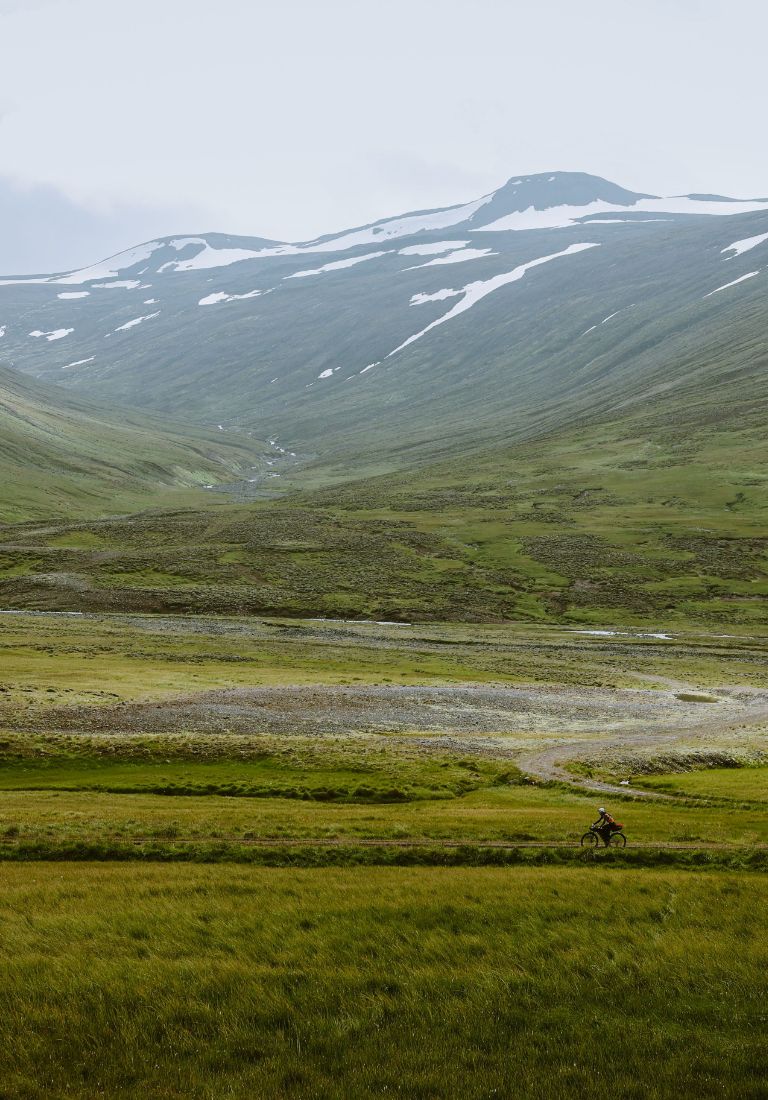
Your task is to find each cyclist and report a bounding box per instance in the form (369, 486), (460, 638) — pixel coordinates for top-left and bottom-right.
(592, 807), (623, 846)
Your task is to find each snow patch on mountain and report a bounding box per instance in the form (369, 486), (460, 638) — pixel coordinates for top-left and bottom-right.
(409, 247), (497, 268)
(398, 241), (469, 257)
(410, 289), (462, 305)
(581, 307), (630, 335)
(0, 326), (5, 338)
(476, 196), (768, 233)
(0, 276), (50, 287)
(722, 231), (768, 257)
(198, 293), (231, 306)
(704, 271), (760, 297)
(114, 312), (160, 331)
(57, 291), (90, 300)
(170, 199), (493, 265)
(198, 288), (264, 306)
(160, 240), (271, 273)
(286, 251), (387, 279)
(355, 243), (600, 372)
(290, 195), (493, 256)
(55, 243), (163, 285)
(62, 357), (95, 369)
(29, 328), (73, 341)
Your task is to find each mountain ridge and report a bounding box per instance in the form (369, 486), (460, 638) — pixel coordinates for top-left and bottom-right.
(2, 170), (768, 480)
(5, 171), (768, 282)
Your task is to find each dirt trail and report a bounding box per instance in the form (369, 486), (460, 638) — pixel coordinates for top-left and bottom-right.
(517, 691), (768, 798)
(1, 834), (763, 852)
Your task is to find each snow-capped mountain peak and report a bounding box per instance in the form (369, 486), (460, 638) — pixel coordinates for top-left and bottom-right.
(472, 172), (768, 233)
(5, 172), (768, 288)
(3, 168), (768, 465)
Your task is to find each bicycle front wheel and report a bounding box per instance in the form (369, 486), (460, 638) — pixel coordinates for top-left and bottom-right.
(609, 832), (627, 848)
(580, 831), (599, 848)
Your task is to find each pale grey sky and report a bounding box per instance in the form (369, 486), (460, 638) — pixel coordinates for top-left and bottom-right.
(1, 0), (767, 273)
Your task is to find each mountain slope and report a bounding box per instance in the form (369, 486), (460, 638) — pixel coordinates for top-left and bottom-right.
(0, 364), (265, 521)
(2, 171), (768, 473)
(1, 385), (765, 626)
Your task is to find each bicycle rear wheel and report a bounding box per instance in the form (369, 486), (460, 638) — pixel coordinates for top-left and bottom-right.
(580, 831), (599, 848)
(609, 832), (627, 848)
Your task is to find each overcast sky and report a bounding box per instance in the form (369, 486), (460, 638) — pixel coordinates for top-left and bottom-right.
(2, 0), (767, 273)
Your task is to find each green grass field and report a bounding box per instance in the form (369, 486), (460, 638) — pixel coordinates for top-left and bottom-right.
(1, 613), (767, 707)
(636, 766), (768, 804)
(0, 612), (765, 1097)
(0, 865), (765, 1099)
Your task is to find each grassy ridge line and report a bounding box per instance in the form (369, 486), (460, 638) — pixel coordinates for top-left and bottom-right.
(2, 839), (766, 870)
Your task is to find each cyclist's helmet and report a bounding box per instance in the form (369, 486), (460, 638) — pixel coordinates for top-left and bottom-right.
(598, 807), (606, 814)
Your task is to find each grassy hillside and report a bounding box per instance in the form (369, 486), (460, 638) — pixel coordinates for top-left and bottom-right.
(0, 387), (765, 626)
(302, 389), (768, 625)
(0, 363), (265, 521)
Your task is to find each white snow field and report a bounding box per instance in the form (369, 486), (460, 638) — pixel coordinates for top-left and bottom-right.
(62, 357), (95, 369)
(114, 312), (161, 332)
(721, 231), (768, 257)
(198, 289), (263, 306)
(286, 251), (387, 279)
(398, 241), (469, 256)
(380, 243), (600, 362)
(704, 271), (760, 297)
(410, 289), (463, 305)
(159, 239), (276, 273)
(410, 247), (497, 268)
(475, 196), (768, 233)
(28, 328), (73, 341)
(55, 244), (164, 285)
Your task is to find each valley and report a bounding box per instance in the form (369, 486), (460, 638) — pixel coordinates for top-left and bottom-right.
(1, 169), (766, 1099)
